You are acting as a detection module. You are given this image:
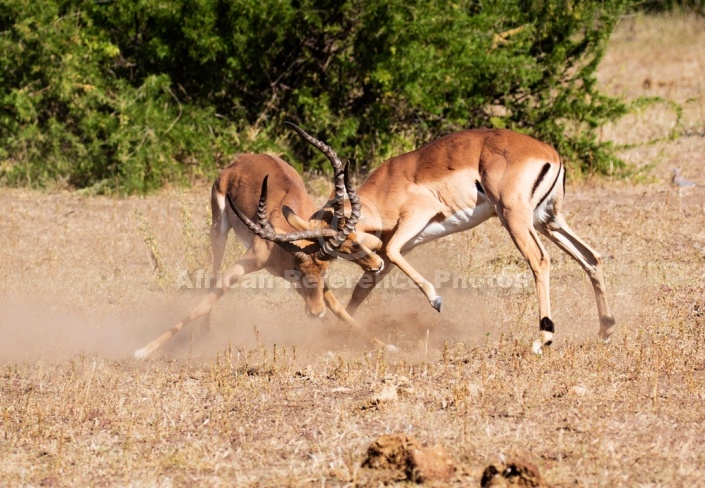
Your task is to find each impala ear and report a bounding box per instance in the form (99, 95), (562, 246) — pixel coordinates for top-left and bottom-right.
(282, 205), (311, 231)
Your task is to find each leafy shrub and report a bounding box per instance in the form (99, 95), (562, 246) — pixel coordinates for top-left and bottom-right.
(1, 0), (636, 193)
(639, 0), (704, 14)
(1, 1), (246, 193)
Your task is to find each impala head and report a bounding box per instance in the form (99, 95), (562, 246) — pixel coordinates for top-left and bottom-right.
(290, 251), (331, 319)
(283, 122), (384, 273)
(226, 178), (335, 318)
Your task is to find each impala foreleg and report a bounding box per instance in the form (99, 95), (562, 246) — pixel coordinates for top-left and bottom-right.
(385, 253), (442, 312)
(385, 211), (444, 311)
(346, 257), (393, 316)
(540, 216), (616, 342)
(501, 209), (553, 354)
(134, 258), (257, 359)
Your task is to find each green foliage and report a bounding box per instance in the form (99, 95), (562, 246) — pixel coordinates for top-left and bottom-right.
(336, 0), (633, 175)
(1, 0), (636, 193)
(638, 0), (704, 14)
(0, 0), (254, 193)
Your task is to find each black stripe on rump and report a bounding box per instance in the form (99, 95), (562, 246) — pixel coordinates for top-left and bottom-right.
(536, 164), (562, 209)
(475, 180), (485, 194)
(562, 161), (566, 195)
(530, 162), (551, 200)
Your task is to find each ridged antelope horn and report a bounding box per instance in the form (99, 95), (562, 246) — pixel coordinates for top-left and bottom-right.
(227, 177), (339, 244)
(286, 122), (371, 255)
(343, 163), (361, 233)
(284, 121), (345, 230)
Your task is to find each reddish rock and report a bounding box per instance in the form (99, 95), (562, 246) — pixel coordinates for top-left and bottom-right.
(362, 434), (455, 483)
(408, 444), (455, 483)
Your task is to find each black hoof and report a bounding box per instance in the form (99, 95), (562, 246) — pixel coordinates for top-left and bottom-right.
(540, 317), (555, 333)
(433, 297), (442, 313)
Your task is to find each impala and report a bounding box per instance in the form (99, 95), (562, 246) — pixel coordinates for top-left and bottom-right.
(282, 124), (616, 354)
(134, 152), (384, 359)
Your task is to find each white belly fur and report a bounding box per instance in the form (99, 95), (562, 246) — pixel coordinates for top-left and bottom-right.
(405, 199), (495, 249)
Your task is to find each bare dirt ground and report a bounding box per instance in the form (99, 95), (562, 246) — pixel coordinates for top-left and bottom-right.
(1, 13), (705, 487)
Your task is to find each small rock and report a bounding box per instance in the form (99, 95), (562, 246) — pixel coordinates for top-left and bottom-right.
(363, 375), (415, 409)
(362, 434), (455, 483)
(362, 434), (422, 471)
(363, 384), (398, 409)
(408, 445), (455, 483)
(481, 458), (545, 487)
(570, 385), (587, 397)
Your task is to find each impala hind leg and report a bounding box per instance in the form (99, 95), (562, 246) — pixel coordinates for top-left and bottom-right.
(539, 215), (616, 342)
(499, 208), (554, 354)
(134, 255), (259, 359)
(202, 213), (230, 336)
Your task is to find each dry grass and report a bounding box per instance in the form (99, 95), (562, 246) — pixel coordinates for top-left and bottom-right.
(598, 13), (705, 180)
(2, 13), (705, 487)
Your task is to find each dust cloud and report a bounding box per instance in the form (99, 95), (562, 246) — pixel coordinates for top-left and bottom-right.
(0, 283), (495, 364)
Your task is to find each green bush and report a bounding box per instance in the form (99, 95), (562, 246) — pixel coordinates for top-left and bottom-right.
(638, 0), (704, 14)
(0, 1), (248, 193)
(1, 0), (635, 193)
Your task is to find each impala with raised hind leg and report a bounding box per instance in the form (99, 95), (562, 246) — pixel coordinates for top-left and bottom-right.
(285, 124), (616, 354)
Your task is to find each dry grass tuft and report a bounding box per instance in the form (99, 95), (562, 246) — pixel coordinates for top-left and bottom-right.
(1, 13), (705, 486)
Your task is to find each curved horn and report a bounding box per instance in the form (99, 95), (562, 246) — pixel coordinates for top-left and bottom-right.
(255, 176), (274, 236)
(226, 180), (339, 245)
(320, 163), (360, 251)
(285, 121), (345, 229)
(227, 177), (275, 240)
(343, 163), (361, 233)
